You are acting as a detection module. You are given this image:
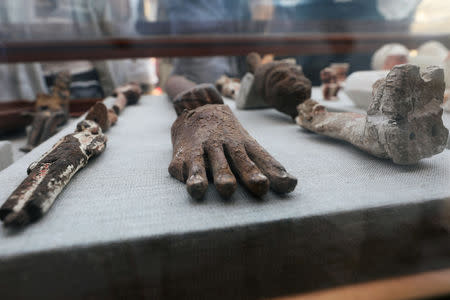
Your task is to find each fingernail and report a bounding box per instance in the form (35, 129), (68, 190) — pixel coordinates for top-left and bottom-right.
(187, 175), (207, 200)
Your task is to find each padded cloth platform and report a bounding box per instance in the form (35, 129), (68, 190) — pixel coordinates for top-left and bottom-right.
(0, 141), (13, 172)
(0, 95), (449, 299)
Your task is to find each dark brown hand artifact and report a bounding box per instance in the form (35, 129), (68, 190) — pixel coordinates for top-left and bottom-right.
(172, 83), (224, 116)
(170, 104), (297, 199)
(297, 64), (449, 165)
(20, 71), (71, 152)
(320, 67), (341, 100)
(165, 75), (224, 116)
(0, 120), (107, 227)
(247, 52), (312, 119)
(165, 75), (197, 100)
(166, 80), (297, 200)
(1, 83), (142, 227)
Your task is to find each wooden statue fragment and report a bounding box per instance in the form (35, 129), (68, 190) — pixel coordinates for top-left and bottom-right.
(85, 102), (118, 132)
(166, 80), (297, 200)
(0, 120), (107, 226)
(112, 82), (142, 115)
(297, 64), (449, 165)
(86, 82), (143, 131)
(320, 67), (340, 100)
(20, 72), (71, 152)
(1, 83), (142, 227)
(20, 107), (66, 153)
(242, 52), (312, 119)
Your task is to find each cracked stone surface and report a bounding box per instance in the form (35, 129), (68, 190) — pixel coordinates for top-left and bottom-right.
(297, 64), (449, 165)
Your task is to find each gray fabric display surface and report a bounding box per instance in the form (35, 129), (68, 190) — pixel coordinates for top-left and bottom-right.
(0, 95), (449, 299)
(0, 141), (13, 172)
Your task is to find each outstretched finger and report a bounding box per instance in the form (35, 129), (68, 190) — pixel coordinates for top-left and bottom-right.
(225, 144), (269, 197)
(186, 153), (208, 200)
(245, 141), (297, 194)
(206, 145), (237, 198)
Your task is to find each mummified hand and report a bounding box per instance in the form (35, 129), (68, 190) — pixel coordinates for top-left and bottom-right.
(169, 104), (297, 200)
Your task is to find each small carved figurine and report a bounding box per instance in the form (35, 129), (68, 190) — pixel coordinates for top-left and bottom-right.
(86, 102), (118, 132)
(329, 63), (349, 83)
(297, 64), (449, 165)
(20, 71), (71, 152)
(215, 75), (240, 99)
(86, 83), (143, 131)
(320, 67), (340, 100)
(112, 83), (142, 115)
(1, 83), (143, 227)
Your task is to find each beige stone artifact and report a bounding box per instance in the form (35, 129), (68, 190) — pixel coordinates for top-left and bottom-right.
(215, 75), (240, 99)
(297, 64), (449, 165)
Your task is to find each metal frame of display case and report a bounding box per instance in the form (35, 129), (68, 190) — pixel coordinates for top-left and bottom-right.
(1, 33), (449, 63)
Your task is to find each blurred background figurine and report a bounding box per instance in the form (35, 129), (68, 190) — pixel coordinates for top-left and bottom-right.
(320, 67), (340, 100)
(215, 75), (241, 100)
(20, 72), (71, 152)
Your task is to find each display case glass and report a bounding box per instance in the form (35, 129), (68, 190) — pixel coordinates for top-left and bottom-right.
(0, 1), (449, 299)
